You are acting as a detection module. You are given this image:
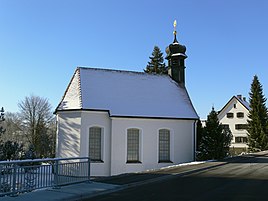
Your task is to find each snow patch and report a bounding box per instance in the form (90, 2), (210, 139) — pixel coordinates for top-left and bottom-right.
(160, 161), (205, 170)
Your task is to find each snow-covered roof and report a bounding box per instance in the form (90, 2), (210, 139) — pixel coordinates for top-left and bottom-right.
(56, 67), (198, 119)
(237, 97), (250, 110)
(218, 95), (251, 116)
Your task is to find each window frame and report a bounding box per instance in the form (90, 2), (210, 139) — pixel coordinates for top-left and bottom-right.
(158, 129), (172, 163)
(235, 136), (248, 144)
(237, 112), (244, 118)
(126, 128), (141, 163)
(89, 126), (103, 163)
(222, 124), (230, 130)
(235, 124), (248, 130)
(226, 112), (234, 118)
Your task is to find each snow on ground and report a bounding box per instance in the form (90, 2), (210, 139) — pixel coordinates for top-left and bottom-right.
(160, 161), (207, 170)
(142, 161), (211, 173)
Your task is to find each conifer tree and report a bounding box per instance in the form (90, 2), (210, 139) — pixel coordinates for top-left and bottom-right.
(247, 75), (268, 151)
(198, 107), (232, 160)
(0, 141), (23, 161)
(196, 119), (203, 152)
(0, 107), (5, 160)
(144, 46), (167, 74)
(0, 107), (5, 135)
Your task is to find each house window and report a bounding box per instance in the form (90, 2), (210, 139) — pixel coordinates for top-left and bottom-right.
(159, 129), (171, 163)
(222, 124), (230, 130)
(235, 137), (248, 144)
(127, 128), (140, 163)
(237, 112), (244, 118)
(234, 104), (236, 108)
(89, 127), (102, 162)
(226, 113), (234, 118)
(235, 124), (248, 130)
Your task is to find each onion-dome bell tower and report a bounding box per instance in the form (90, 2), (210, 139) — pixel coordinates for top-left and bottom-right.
(165, 20), (187, 86)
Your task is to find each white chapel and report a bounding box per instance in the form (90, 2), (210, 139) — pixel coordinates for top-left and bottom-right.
(55, 27), (199, 176)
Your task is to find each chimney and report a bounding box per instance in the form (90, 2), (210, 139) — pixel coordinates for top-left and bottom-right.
(237, 95), (242, 100)
(243, 97), (246, 101)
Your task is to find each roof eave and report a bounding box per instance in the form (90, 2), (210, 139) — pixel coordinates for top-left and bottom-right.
(55, 108), (199, 120)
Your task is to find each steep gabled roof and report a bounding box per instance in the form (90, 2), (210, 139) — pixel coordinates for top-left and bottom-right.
(56, 67), (199, 119)
(236, 96), (250, 111)
(56, 68), (82, 110)
(218, 95), (250, 116)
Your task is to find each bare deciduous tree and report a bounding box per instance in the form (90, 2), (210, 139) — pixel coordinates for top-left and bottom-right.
(2, 112), (24, 143)
(18, 95), (55, 158)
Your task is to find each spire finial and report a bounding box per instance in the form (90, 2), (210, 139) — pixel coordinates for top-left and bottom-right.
(173, 20), (177, 35)
(173, 20), (178, 43)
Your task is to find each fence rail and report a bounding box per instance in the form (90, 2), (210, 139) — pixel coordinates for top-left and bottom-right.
(0, 157), (90, 197)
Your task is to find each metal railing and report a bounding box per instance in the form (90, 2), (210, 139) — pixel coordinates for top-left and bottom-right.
(0, 157), (90, 197)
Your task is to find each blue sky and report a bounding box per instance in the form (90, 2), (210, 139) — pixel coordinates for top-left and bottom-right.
(1, 0), (268, 119)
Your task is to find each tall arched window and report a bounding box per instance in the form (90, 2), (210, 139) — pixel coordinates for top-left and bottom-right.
(127, 128), (140, 163)
(159, 129), (170, 162)
(89, 127), (102, 162)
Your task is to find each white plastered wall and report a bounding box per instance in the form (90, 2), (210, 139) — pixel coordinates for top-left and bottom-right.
(56, 111), (82, 158)
(110, 117), (195, 176)
(80, 111), (111, 176)
(57, 111), (195, 176)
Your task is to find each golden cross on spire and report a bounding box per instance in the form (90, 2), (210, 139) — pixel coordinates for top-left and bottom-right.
(173, 20), (177, 36)
(172, 20), (178, 43)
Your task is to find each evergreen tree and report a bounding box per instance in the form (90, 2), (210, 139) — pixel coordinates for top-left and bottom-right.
(247, 75), (268, 151)
(196, 119), (203, 152)
(198, 107), (232, 160)
(144, 46), (167, 74)
(23, 144), (37, 160)
(0, 107), (5, 159)
(0, 107), (6, 136)
(0, 141), (24, 161)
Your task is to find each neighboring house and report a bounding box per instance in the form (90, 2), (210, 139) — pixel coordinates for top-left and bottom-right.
(55, 31), (199, 176)
(217, 95), (250, 154)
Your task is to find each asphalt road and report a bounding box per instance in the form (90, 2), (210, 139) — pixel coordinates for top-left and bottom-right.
(86, 152), (268, 201)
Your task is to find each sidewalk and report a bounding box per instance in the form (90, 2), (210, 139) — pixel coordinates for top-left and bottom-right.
(1, 182), (121, 201)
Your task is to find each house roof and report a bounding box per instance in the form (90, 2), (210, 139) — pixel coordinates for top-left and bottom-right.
(56, 67), (199, 119)
(218, 95), (250, 116)
(237, 96), (250, 110)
